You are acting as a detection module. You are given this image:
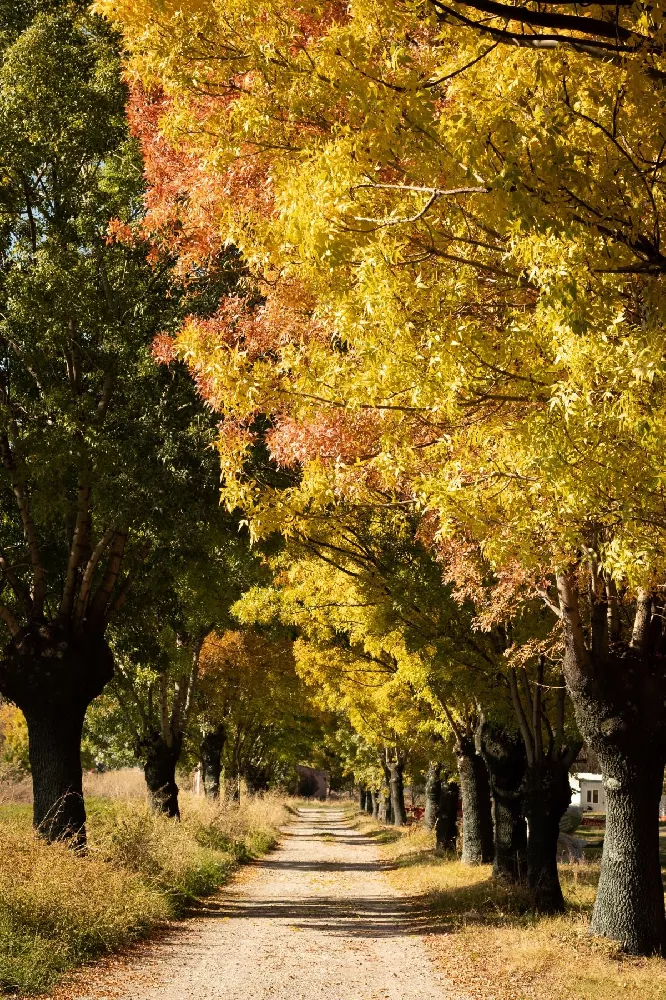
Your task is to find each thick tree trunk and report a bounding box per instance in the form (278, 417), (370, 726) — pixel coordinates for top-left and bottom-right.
(359, 785), (367, 811)
(24, 704), (87, 845)
(143, 733), (181, 818)
(365, 789), (374, 815)
(200, 724), (226, 799)
(424, 762), (442, 830)
(558, 575), (666, 954)
(591, 747), (665, 952)
(478, 723), (527, 881)
(457, 737), (494, 864)
(435, 780), (459, 853)
(522, 759), (572, 912)
(0, 624), (114, 846)
(389, 761), (407, 826)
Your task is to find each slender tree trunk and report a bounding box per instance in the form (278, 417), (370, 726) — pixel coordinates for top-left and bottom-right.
(372, 788), (380, 820)
(435, 780), (459, 853)
(389, 761), (407, 826)
(457, 736), (494, 864)
(424, 762), (442, 830)
(200, 724), (226, 799)
(143, 733), (181, 818)
(359, 785), (367, 811)
(379, 765), (393, 823)
(478, 723), (527, 881)
(365, 789), (374, 815)
(522, 759), (572, 912)
(591, 746), (665, 952)
(0, 625), (114, 846)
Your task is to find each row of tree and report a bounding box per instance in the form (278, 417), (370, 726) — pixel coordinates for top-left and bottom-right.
(0, 0), (331, 842)
(98, 0), (666, 959)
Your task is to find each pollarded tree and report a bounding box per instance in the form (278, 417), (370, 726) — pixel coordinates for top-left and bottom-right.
(0, 0), (241, 843)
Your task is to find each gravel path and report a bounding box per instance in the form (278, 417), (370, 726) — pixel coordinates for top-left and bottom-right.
(58, 806), (464, 1000)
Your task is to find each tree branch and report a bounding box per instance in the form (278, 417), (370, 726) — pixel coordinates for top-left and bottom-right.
(87, 530), (127, 628)
(0, 431), (44, 617)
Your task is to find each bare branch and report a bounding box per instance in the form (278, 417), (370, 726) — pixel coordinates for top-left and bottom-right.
(74, 528), (115, 625)
(0, 431), (44, 616)
(87, 530), (127, 628)
(60, 481), (91, 620)
(104, 541), (152, 623)
(0, 601), (21, 637)
(631, 588), (652, 652)
(509, 667), (535, 764)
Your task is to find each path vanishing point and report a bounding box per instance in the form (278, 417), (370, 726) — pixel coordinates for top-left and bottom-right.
(55, 806), (466, 1000)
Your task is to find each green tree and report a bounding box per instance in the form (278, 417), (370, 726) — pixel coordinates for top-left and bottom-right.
(0, 0), (239, 842)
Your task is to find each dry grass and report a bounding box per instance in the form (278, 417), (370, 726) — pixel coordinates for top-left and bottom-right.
(375, 821), (666, 1000)
(0, 780), (289, 995)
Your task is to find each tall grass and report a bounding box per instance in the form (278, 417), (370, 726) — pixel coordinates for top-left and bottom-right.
(0, 781), (288, 995)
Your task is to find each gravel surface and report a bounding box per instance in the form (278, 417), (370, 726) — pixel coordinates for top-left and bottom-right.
(55, 806), (465, 1000)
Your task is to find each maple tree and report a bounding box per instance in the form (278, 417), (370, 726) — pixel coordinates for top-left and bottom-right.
(101, 0), (666, 954)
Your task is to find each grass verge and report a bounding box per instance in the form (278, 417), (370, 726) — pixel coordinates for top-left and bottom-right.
(370, 819), (666, 1000)
(0, 790), (287, 995)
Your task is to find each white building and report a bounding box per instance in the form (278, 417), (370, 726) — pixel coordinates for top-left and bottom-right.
(578, 773), (606, 812)
(570, 772), (666, 817)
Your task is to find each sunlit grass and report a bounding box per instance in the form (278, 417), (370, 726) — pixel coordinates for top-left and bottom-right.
(376, 820), (666, 1000)
(0, 781), (288, 994)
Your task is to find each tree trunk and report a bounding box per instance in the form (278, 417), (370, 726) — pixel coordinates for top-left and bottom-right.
(557, 575), (666, 954)
(435, 780), (459, 853)
(200, 724), (226, 799)
(591, 746), (665, 953)
(457, 736), (494, 864)
(379, 766), (393, 824)
(522, 759), (572, 913)
(478, 723), (527, 881)
(365, 789), (374, 815)
(24, 703), (87, 845)
(389, 761), (407, 826)
(143, 732), (181, 818)
(424, 762), (442, 830)
(359, 785), (367, 811)
(0, 624), (114, 846)
(372, 789), (380, 820)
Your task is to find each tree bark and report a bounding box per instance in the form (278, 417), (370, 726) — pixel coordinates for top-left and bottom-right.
(389, 760), (407, 826)
(457, 736), (494, 864)
(0, 623), (114, 845)
(24, 704), (87, 846)
(590, 744), (665, 952)
(142, 732), (182, 818)
(359, 785), (367, 811)
(378, 765), (393, 824)
(424, 762), (442, 830)
(557, 574), (666, 953)
(200, 724), (226, 799)
(478, 722), (527, 881)
(372, 788), (380, 819)
(435, 780), (459, 852)
(365, 789), (374, 815)
(522, 759), (572, 912)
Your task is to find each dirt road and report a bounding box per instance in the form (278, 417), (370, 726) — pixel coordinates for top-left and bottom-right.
(60, 806), (464, 1000)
